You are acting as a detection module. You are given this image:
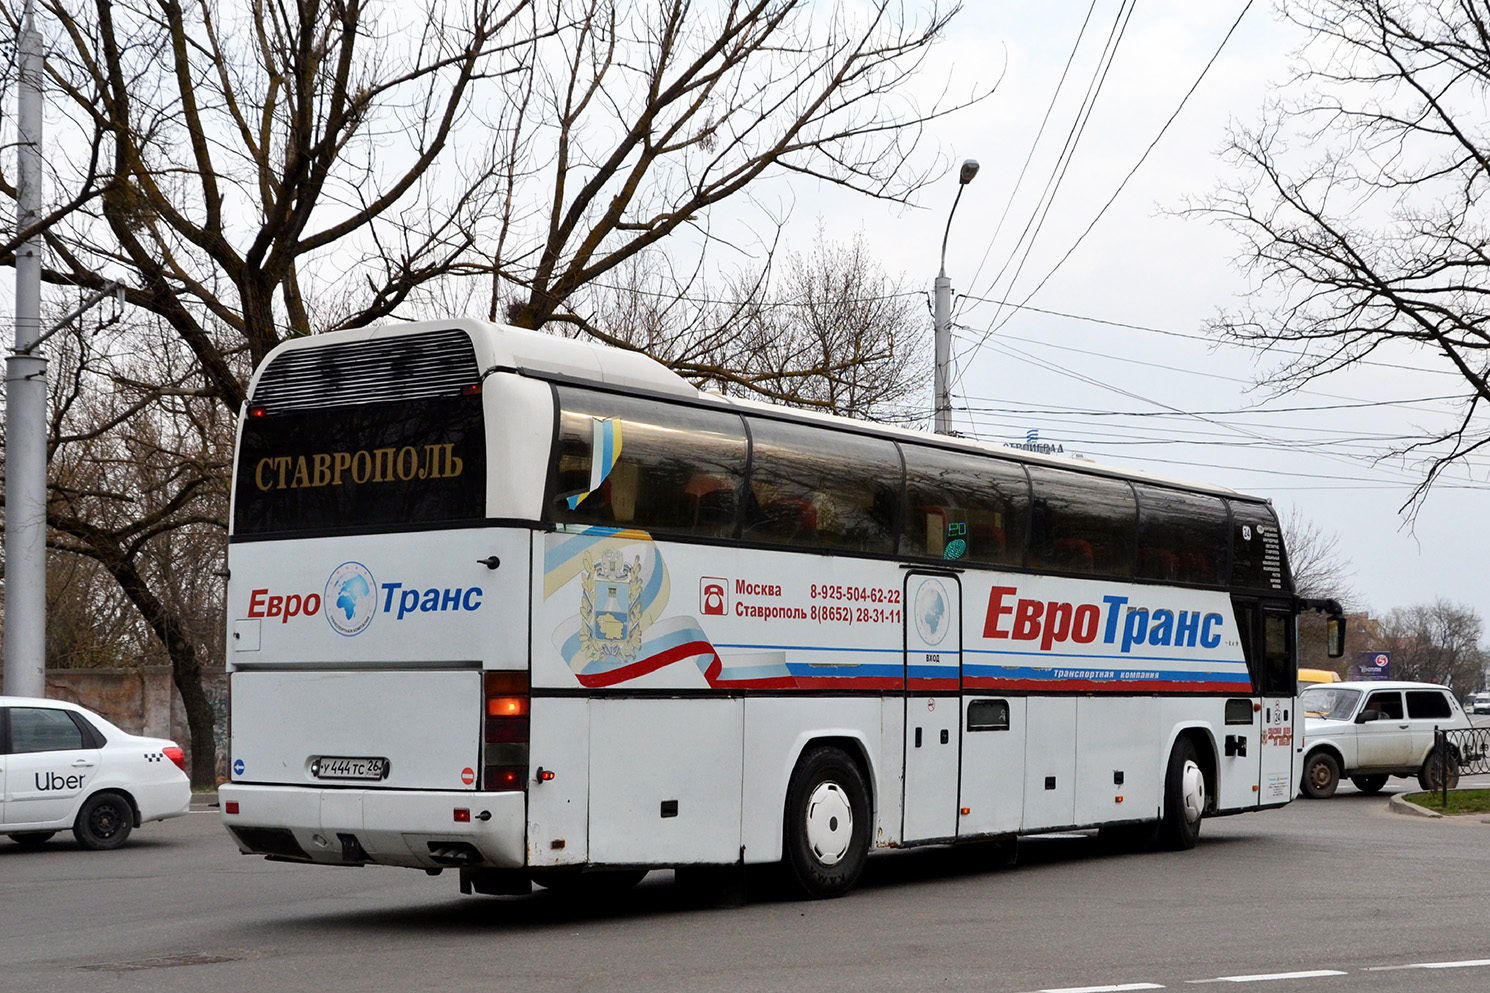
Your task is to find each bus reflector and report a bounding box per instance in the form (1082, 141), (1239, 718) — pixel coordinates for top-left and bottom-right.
(454, 809), (471, 823)
(225, 801), (240, 815)
(483, 670), (530, 792)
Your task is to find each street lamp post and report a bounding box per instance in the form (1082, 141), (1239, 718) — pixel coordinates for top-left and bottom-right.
(4, 0), (47, 698)
(934, 158), (979, 436)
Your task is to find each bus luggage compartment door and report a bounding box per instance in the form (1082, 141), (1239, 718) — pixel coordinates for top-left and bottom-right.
(526, 695), (589, 866)
(228, 669), (481, 791)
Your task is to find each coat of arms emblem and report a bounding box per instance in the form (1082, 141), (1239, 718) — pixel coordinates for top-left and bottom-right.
(579, 548), (645, 664)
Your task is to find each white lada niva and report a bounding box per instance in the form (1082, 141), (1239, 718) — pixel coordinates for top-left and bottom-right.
(1298, 680), (1472, 798)
(2, 696), (191, 849)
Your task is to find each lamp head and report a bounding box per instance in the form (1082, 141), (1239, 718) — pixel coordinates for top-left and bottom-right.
(959, 159), (980, 185)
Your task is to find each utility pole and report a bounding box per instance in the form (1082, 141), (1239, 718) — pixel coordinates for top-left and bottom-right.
(4, 0), (47, 697)
(933, 159), (979, 436)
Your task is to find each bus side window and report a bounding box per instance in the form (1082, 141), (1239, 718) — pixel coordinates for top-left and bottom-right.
(1230, 500), (1290, 592)
(1026, 466), (1136, 578)
(901, 444), (1028, 566)
(1261, 611), (1293, 696)
(743, 418), (900, 553)
(1134, 484), (1229, 586)
(548, 388), (747, 538)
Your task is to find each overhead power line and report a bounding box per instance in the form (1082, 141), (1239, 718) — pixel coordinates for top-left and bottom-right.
(957, 1), (1256, 373)
(953, 293), (1460, 378)
(974, 0), (1140, 336)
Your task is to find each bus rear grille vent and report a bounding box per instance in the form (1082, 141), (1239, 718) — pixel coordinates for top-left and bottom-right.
(253, 328), (480, 411)
(230, 826), (309, 861)
(427, 841), (484, 866)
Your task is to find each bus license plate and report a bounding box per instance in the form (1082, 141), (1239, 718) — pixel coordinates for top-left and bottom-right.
(314, 757), (388, 781)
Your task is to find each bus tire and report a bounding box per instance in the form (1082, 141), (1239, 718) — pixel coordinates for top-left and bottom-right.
(72, 791), (133, 851)
(783, 746), (870, 899)
(1158, 737), (1205, 851)
(1301, 751), (1339, 799)
(1349, 774), (1389, 795)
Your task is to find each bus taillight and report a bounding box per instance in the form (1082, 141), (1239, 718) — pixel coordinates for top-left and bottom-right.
(483, 670), (530, 792)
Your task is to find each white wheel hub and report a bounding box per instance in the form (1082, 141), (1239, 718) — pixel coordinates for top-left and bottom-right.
(804, 780), (854, 866)
(1179, 759), (1205, 825)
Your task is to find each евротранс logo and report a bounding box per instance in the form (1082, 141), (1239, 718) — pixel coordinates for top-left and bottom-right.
(324, 561), (378, 636)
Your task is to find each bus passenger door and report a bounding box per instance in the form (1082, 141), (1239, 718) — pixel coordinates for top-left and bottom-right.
(902, 572), (961, 844)
(1233, 596), (1297, 807)
(1257, 604), (1297, 804)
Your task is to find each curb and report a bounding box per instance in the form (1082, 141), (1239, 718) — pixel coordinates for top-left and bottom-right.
(1388, 793), (1442, 818)
(190, 790), (219, 811)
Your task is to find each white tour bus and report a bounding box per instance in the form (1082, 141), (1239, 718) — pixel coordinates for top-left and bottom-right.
(219, 319), (1342, 899)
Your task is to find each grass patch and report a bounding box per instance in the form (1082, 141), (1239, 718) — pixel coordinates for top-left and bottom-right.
(1403, 789), (1490, 815)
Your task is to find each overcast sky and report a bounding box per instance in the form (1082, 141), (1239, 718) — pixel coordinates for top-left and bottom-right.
(770, 0), (1488, 621)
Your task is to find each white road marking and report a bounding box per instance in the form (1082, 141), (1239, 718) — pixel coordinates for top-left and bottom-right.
(1186, 971), (1346, 984)
(1035, 985), (1165, 993)
(1364, 960), (1490, 972)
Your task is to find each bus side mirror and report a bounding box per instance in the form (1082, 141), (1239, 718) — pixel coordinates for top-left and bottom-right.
(1326, 614), (1345, 659)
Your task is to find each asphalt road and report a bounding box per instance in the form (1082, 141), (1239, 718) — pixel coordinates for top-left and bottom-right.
(2, 779), (1488, 993)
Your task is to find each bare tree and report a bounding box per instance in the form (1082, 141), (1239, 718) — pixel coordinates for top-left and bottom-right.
(0, 0), (974, 781)
(39, 311), (231, 781)
(1281, 506), (1358, 672)
(1370, 600), (1487, 690)
(1280, 506), (1356, 607)
(577, 228), (929, 420)
(1192, 0), (1490, 504)
(484, 1), (974, 340)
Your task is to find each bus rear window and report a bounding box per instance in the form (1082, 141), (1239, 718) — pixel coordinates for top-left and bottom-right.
(233, 330), (486, 536)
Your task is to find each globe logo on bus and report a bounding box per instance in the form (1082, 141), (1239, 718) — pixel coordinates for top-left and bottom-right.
(914, 579), (950, 647)
(324, 561), (377, 637)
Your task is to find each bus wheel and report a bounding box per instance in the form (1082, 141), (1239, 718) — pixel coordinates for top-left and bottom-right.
(1301, 752), (1340, 799)
(73, 791), (133, 851)
(783, 746), (869, 899)
(1158, 738), (1205, 851)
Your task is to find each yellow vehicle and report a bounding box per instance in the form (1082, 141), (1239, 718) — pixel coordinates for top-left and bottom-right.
(1297, 668), (1342, 695)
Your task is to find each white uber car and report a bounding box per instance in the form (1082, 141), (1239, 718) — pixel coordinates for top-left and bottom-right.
(1298, 681), (1472, 798)
(1, 696), (191, 849)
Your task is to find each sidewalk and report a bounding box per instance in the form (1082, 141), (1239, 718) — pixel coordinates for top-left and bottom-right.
(190, 791), (219, 811)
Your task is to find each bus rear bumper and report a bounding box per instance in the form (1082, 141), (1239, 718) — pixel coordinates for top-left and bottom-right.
(219, 784), (526, 870)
